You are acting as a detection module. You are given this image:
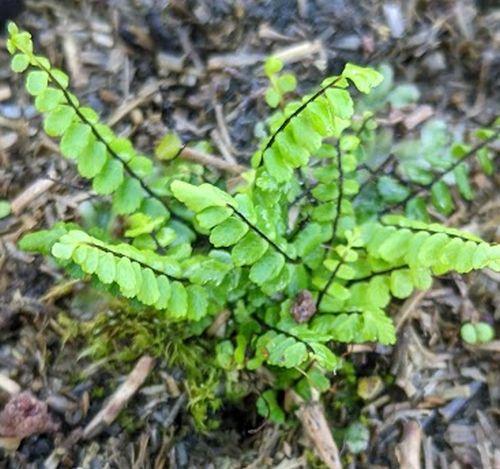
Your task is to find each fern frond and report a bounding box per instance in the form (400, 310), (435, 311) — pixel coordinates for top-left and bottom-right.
(51, 230), (210, 320)
(253, 64), (383, 184)
(7, 23), (167, 217)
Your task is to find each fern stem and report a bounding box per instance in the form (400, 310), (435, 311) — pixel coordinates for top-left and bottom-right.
(345, 265), (407, 287)
(232, 207), (298, 263)
(353, 155), (395, 200)
(85, 240), (184, 282)
(331, 142), (344, 239)
(379, 219), (481, 243)
(316, 259), (344, 309)
(354, 114), (374, 138)
(316, 144), (346, 308)
(257, 77), (344, 167)
(253, 315), (314, 352)
(380, 129), (500, 215)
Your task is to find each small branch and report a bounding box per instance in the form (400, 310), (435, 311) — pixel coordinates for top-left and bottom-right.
(83, 356), (154, 439)
(395, 290), (427, 332)
(180, 147), (246, 174)
(10, 178), (55, 215)
(291, 390), (342, 469)
(395, 420), (422, 469)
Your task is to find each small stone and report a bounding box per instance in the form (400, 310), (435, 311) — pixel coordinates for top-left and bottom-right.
(156, 52), (184, 76)
(357, 376), (385, 400)
(383, 3), (406, 38)
(423, 52), (447, 74)
(335, 34), (361, 51)
(0, 86), (12, 102)
(92, 32), (114, 48)
(0, 104), (22, 119)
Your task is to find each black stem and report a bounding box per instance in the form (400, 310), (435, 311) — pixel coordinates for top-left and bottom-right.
(85, 241), (185, 283)
(257, 77), (344, 168)
(380, 130), (500, 215)
(331, 142), (344, 240)
(316, 142), (346, 308)
(34, 58), (171, 213)
(252, 315), (314, 353)
(345, 264), (407, 287)
(232, 207), (298, 263)
(316, 259), (344, 309)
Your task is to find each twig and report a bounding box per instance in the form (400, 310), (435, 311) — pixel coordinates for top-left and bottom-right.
(107, 81), (166, 127)
(272, 40), (324, 64)
(395, 420), (422, 469)
(291, 390), (341, 469)
(83, 355), (155, 439)
(11, 178), (55, 215)
(179, 147), (246, 174)
(395, 290), (428, 332)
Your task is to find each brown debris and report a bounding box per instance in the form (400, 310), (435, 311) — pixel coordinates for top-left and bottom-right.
(291, 289), (316, 323)
(0, 391), (59, 439)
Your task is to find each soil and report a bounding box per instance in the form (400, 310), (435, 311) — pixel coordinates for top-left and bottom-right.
(0, 1), (499, 467)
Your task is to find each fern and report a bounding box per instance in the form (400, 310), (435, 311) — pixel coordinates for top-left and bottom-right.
(8, 23), (499, 427)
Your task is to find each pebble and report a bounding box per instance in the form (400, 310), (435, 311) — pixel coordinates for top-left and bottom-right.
(156, 52), (184, 76)
(423, 51), (447, 74)
(23, 105), (38, 119)
(0, 104), (22, 119)
(176, 441), (189, 467)
(383, 3), (406, 38)
(0, 85), (12, 102)
(0, 132), (18, 151)
(65, 409), (83, 425)
(92, 32), (114, 48)
(334, 34), (361, 51)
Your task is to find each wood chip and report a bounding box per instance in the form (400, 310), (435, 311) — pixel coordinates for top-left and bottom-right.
(107, 81), (165, 127)
(208, 53), (264, 70)
(62, 32), (88, 88)
(180, 147), (246, 174)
